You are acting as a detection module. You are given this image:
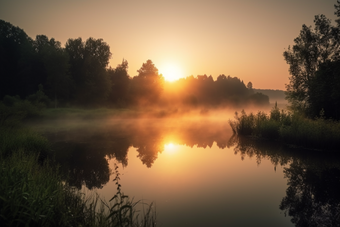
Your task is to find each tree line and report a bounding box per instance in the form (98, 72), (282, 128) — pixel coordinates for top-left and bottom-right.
(0, 19), (268, 108)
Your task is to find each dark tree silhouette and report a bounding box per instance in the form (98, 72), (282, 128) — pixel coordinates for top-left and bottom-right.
(0, 20), (35, 99)
(283, 14), (340, 114)
(1, 19), (269, 108)
(130, 60), (164, 105)
(308, 60), (340, 119)
(247, 81), (253, 92)
(65, 37), (111, 106)
(33, 35), (70, 107)
(107, 59), (130, 106)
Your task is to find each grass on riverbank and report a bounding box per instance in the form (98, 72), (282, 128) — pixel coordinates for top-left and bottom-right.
(0, 102), (156, 226)
(229, 104), (340, 151)
(0, 148), (156, 227)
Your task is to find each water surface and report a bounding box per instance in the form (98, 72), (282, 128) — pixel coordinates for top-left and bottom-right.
(37, 116), (340, 227)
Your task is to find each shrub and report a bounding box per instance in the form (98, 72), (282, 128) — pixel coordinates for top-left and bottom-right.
(229, 104), (340, 151)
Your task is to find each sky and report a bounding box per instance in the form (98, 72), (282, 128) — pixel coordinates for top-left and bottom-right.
(0, 0), (338, 89)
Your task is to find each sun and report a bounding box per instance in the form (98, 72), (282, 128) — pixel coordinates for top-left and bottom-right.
(164, 142), (178, 155)
(159, 63), (184, 82)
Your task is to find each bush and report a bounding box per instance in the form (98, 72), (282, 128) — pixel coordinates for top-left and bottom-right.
(0, 96), (42, 127)
(229, 104), (340, 151)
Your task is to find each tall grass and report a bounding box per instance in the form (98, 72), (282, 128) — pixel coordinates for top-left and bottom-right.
(0, 128), (50, 159)
(0, 107), (156, 226)
(0, 150), (88, 226)
(0, 149), (156, 226)
(229, 103), (340, 151)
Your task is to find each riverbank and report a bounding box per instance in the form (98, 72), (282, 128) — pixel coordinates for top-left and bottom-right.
(228, 104), (340, 151)
(0, 100), (156, 226)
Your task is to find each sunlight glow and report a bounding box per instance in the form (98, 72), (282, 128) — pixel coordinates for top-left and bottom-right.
(164, 142), (178, 155)
(159, 63), (184, 82)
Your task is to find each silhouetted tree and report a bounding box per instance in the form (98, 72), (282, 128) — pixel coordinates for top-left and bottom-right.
(107, 59), (130, 106)
(65, 37), (111, 106)
(247, 82), (252, 90)
(308, 60), (340, 119)
(247, 82), (253, 93)
(283, 14), (340, 113)
(33, 35), (71, 107)
(130, 60), (164, 105)
(0, 20), (35, 98)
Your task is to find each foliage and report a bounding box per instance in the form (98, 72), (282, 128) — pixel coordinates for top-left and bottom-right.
(65, 37), (111, 106)
(283, 5), (340, 119)
(0, 151), (156, 227)
(229, 104), (340, 150)
(0, 151), (87, 227)
(0, 95), (45, 127)
(162, 74), (267, 107)
(107, 59), (130, 106)
(106, 163), (156, 227)
(130, 60), (164, 105)
(25, 84), (51, 109)
(0, 128), (50, 160)
(0, 19), (35, 98)
(308, 60), (340, 119)
(1, 19), (269, 109)
(33, 35), (71, 107)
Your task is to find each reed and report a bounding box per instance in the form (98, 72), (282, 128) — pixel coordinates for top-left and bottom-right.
(229, 104), (340, 151)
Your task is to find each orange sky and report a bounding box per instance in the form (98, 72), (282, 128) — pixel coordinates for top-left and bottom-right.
(0, 0), (337, 90)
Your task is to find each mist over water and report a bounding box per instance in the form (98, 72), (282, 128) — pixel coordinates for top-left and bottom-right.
(34, 108), (340, 227)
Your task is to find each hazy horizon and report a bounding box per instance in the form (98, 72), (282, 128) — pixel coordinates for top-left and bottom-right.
(1, 0), (337, 90)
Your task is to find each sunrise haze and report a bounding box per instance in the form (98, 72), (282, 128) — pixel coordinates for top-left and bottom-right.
(0, 0), (337, 89)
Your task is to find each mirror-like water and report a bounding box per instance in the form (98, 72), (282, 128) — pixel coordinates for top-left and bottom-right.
(36, 117), (340, 227)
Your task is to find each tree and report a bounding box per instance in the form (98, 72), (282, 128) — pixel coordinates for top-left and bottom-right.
(0, 20), (35, 98)
(65, 37), (111, 106)
(107, 59), (130, 105)
(247, 82), (253, 90)
(308, 60), (340, 119)
(130, 60), (164, 105)
(283, 14), (340, 113)
(33, 35), (71, 107)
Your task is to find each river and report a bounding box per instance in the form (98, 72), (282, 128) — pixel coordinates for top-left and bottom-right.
(35, 115), (340, 227)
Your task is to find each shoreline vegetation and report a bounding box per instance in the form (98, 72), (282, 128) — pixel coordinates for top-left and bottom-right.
(0, 101), (156, 227)
(229, 103), (340, 151)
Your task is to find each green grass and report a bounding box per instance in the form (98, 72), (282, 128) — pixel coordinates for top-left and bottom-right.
(0, 149), (156, 227)
(0, 151), (156, 227)
(0, 105), (156, 226)
(0, 128), (50, 159)
(0, 150), (88, 226)
(229, 104), (340, 151)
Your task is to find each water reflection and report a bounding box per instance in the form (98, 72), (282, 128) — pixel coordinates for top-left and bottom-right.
(230, 136), (340, 226)
(227, 135), (293, 167)
(42, 119), (340, 226)
(280, 158), (340, 226)
(42, 119), (231, 189)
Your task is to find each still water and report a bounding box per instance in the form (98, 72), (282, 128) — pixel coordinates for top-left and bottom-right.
(37, 116), (340, 227)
